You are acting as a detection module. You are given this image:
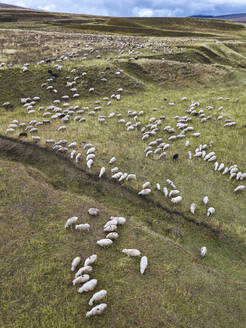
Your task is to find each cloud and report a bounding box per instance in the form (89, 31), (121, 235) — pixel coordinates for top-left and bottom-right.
(4, 0), (246, 17)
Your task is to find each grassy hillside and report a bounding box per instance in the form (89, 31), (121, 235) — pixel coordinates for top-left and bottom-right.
(0, 11), (246, 328)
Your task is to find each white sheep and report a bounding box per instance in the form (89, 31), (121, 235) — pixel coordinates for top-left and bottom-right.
(87, 159), (93, 169)
(122, 249), (141, 257)
(78, 279), (97, 293)
(138, 188), (151, 196)
(163, 187), (168, 197)
(115, 217), (126, 225)
(88, 290), (107, 306)
(171, 196), (182, 203)
(84, 254), (97, 267)
(99, 167), (106, 178)
(169, 190), (180, 197)
(65, 216), (78, 228)
(75, 266), (93, 278)
(142, 181), (151, 189)
(86, 303), (107, 318)
(190, 203), (196, 214)
(75, 223), (90, 231)
(72, 274), (90, 286)
(203, 196), (209, 205)
(207, 207), (215, 216)
(104, 224), (117, 232)
(104, 218), (118, 227)
(97, 239), (113, 247)
(233, 185), (245, 192)
(200, 246), (207, 257)
(140, 256), (148, 274)
(71, 257), (81, 272)
(109, 157), (116, 164)
(88, 208), (99, 216)
(126, 174), (136, 181)
(106, 232), (119, 240)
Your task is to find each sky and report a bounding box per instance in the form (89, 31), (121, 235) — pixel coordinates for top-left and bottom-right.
(5, 0), (246, 17)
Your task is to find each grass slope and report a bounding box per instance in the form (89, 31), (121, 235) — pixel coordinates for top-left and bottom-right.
(0, 13), (246, 328)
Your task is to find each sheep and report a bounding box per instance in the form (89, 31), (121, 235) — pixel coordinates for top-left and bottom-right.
(115, 217), (126, 225)
(75, 266), (93, 278)
(126, 174), (136, 181)
(140, 256), (148, 274)
(106, 232), (119, 240)
(88, 208), (99, 216)
(78, 279), (97, 294)
(87, 159), (94, 169)
(84, 254), (97, 267)
(104, 224), (117, 232)
(72, 274), (90, 286)
(200, 246), (207, 257)
(163, 187), (168, 197)
(169, 190), (180, 197)
(75, 224), (90, 231)
(207, 207), (215, 216)
(203, 196), (209, 205)
(65, 216), (78, 228)
(233, 185), (245, 192)
(142, 182), (151, 189)
(171, 196), (182, 203)
(122, 249), (141, 257)
(190, 203), (196, 214)
(138, 189), (151, 196)
(71, 257), (81, 272)
(109, 157), (116, 164)
(104, 218), (118, 227)
(86, 303), (107, 318)
(97, 239), (113, 247)
(99, 167), (106, 178)
(88, 290), (107, 306)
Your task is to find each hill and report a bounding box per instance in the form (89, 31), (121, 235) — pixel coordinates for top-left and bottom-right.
(0, 11), (246, 328)
(0, 2), (27, 9)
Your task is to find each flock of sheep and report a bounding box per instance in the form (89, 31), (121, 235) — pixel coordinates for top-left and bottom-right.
(65, 209), (148, 318)
(1, 30), (245, 320)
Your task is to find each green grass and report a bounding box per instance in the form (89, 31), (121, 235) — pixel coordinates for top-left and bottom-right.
(0, 12), (246, 328)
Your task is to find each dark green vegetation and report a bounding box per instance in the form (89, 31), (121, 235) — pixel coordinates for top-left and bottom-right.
(0, 8), (246, 328)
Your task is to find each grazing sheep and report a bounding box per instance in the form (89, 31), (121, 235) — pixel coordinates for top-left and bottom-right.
(106, 232), (119, 240)
(72, 274), (90, 286)
(169, 190), (180, 197)
(71, 257), (81, 272)
(87, 159), (93, 169)
(75, 223), (90, 231)
(207, 207), (215, 216)
(88, 290), (107, 306)
(84, 254), (98, 267)
(122, 249), (141, 257)
(104, 224), (117, 232)
(88, 208), (99, 216)
(109, 157), (116, 164)
(171, 196), (182, 203)
(65, 216), (78, 228)
(142, 182), (151, 189)
(75, 266), (93, 278)
(163, 187), (168, 197)
(190, 203), (196, 214)
(78, 279), (97, 293)
(99, 167), (106, 178)
(200, 246), (207, 257)
(140, 256), (148, 275)
(86, 303), (107, 318)
(203, 196), (209, 205)
(126, 174), (136, 181)
(233, 185), (245, 192)
(115, 217), (126, 225)
(97, 239), (113, 247)
(138, 188), (151, 196)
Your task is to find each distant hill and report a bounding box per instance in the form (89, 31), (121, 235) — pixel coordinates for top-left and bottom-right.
(191, 13), (246, 23)
(0, 2), (27, 9)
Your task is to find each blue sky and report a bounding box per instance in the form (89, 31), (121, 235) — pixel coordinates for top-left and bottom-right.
(6, 0), (246, 17)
